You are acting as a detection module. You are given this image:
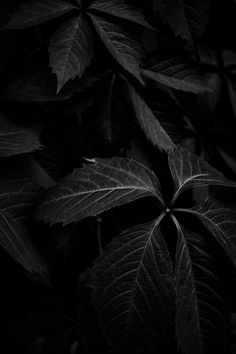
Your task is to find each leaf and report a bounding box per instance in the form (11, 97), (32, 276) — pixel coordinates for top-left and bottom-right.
(3, 0), (77, 29)
(182, 199), (236, 268)
(142, 54), (212, 94)
(89, 13), (144, 84)
(168, 148), (236, 203)
(37, 157), (163, 225)
(0, 113), (41, 157)
(174, 218), (229, 354)
(88, 0), (154, 29)
(0, 171), (48, 276)
(89, 218), (175, 353)
(153, 0), (210, 45)
(49, 15), (94, 93)
(127, 82), (175, 151)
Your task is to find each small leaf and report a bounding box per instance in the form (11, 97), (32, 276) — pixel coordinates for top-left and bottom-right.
(3, 0), (77, 29)
(37, 157), (163, 225)
(142, 54), (212, 94)
(153, 0), (210, 45)
(0, 113), (41, 157)
(89, 218), (175, 353)
(127, 82), (175, 151)
(49, 15), (94, 93)
(89, 13), (144, 84)
(174, 218), (229, 354)
(88, 0), (154, 29)
(184, 199), (236, 268)
(168, 148), (236, 203)
(0, 171), (48, 276)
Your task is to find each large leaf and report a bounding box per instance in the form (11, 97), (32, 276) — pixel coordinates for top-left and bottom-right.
(0, 113), (41, 157)
(89, 218), (175, 353)
(87, 0), (154, 29)
(49, 15), (94, 93)
(37, 157), (163, 225)
(0, 171), (48, 276)
(168, 148), (236, 203)
(153, 0), (210, 45)
(3, 0), (77, 29)
(142, 54), (212, 94)
(127, 82), (175, 151)
(89, 13), (144, 84)
(180, 199), (236, 268)
(174, 218), (229, 354)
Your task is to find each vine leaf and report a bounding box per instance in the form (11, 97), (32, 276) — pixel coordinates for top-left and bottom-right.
(168, 148), (236, 203)
(127, 82), (175, 151)
(153, 0), (210, 45)
(185, 199), (236, 268)
(0, 172), (48, 277)
(174, 219), (229, 354)
(3, 0), (77, 29)
(37, 158), (163, 225)
(89, 13), (144, 84)
(0, 113), (41, 157)
(49, 15), (94, 93)
(87, 0), (154, 29)
(142, 54), (212, 94)
(89, 218), (175, 354)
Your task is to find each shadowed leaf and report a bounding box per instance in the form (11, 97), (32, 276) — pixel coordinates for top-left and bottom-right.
(49, 15), (94, 93)
(89, 218), (175, 353)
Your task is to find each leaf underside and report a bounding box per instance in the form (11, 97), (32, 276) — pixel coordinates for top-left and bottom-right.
(90, 219), (175, 354)
(49, 16), (94, 93)
(37, 157), (162, 225)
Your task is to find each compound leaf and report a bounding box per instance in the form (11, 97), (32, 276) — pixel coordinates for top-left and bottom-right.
(37, 157), (163, 225)
(4, 0), (77, 29)
(49, 15), (94, 93)
(89, 218), (175, 353)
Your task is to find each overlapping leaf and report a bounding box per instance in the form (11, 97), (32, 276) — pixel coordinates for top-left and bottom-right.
(174, 220), (228, 354)
(0, 171), (48, 276)
(168, 148), (236, 203)
(3, 0), (77, 29)
(87, 0), (153, 29)
(37, 158), (163, 225)
(127, 82), (175, 151)
(142, 54), (212, 94)
(153, 0), (210, 45)
(49, 15), (94, 92)
(89, 218), (175, 354)
(89, 13), (144, 84)
(0, 113), (41, 157)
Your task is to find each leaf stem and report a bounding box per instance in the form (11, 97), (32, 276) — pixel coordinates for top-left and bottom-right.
(96, 216), (103, 256)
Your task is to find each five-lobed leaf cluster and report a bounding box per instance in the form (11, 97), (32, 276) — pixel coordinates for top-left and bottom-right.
(37, 148), (236, 354)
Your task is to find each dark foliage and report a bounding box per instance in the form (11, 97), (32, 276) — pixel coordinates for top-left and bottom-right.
(1, 1), (236, 353)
